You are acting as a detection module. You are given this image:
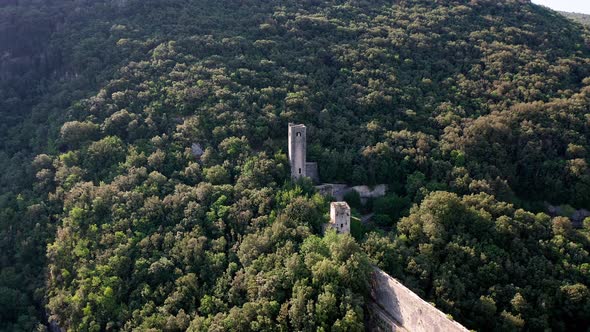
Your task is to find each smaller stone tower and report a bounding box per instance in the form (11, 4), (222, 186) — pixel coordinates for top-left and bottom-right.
(329, 202), (351, 234)
(288, 123), (307, 179)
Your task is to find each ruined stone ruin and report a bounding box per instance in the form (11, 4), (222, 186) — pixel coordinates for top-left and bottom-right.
(287, 123), (319, 182)
(316, 183), (388, 203)
(328, 201), (351, 234)
(287, 123), (469, 332)
(287, 123), (306, 179)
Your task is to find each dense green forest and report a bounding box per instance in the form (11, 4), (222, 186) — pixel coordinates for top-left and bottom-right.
(562, 11), (590, 27)
(1, 0), (590, 331)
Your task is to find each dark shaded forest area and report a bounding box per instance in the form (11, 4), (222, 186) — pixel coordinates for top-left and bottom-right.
(1, 0), (589, 331)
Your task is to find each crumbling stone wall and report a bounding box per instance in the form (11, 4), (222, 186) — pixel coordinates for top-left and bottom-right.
(305, 162), (319, 183)
(370, 268), (469, 332)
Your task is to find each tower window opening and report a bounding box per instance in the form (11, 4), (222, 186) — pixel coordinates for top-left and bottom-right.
(296, 132), (302, 137)
(298, 168), (302, 174)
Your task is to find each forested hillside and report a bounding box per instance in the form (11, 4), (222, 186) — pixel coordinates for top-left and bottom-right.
(562, 11), (590, 26)
(1, 0), (590, 331)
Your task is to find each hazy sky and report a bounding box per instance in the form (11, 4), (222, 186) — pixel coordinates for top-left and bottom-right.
(532, 0), (590, 14)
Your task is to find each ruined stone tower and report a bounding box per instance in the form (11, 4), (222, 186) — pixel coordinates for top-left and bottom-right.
(329, 202), (351, 234)
(288, 123), (307, 179)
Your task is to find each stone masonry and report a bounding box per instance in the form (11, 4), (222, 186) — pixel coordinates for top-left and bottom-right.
(288, 123), (307, 179)
(369, 268), (469, 332)
(328, 201), (351, 234)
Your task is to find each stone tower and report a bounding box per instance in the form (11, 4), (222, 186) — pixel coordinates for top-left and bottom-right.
(288, 123), (307, 179)
(329, 202), (351, 234)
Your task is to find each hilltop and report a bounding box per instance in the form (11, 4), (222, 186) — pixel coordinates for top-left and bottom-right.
(1, 0), (589, 331)
(561, 11), (590, 26)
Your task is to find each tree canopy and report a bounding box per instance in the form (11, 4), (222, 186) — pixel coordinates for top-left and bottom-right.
(1, 0), (590, 331)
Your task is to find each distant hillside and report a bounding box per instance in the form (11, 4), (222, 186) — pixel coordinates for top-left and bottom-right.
(1, 0), (590, 331)
(561, 11), (590, 26)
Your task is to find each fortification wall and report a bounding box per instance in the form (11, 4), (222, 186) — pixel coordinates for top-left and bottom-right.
(370, 268), (469, 332)
(305, 162), (319, 183)
(315, 183), (387, 201)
